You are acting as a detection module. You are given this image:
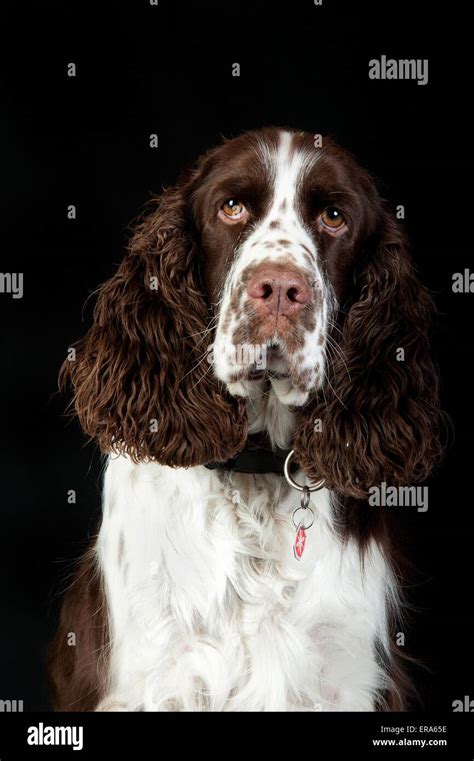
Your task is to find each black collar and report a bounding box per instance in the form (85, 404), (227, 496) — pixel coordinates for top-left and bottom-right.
(205, 433), (297, 476)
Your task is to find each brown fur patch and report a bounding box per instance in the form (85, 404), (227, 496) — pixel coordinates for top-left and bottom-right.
(47, 544), (109, 711)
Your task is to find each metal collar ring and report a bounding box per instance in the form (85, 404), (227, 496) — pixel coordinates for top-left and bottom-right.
(283, 450), (326, 493)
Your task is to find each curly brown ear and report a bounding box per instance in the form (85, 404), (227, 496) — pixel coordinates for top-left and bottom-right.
(60, 185), (247, 466)
(293, 209), (446, 498)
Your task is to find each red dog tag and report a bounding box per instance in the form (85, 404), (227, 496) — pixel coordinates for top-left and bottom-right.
(293, 525), (306, 560)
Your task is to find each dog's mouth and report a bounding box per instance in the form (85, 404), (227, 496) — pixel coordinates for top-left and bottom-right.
(229, 343), (290, 383)
(221, 342), (317, 407)
(212, 304), (326, 405)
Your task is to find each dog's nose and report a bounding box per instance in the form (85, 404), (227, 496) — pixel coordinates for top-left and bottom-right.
(247, 268), (311, 316)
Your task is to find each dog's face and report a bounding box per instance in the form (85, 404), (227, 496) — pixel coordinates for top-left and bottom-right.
(63, 126), (444, 497)
(190, 129), (377, 406)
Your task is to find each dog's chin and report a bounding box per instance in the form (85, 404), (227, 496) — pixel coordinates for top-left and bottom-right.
(225, 378), (310, 407)
(224, 371), (312, 407)
(216, 344), (319, 406)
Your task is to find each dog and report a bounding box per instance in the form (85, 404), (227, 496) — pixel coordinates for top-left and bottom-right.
(48, 127), (444, 711)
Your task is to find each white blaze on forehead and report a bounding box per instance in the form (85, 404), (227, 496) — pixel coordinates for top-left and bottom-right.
(223, 130), (321, 294)
(220, 129), (324, 303)
(267, 130), (319, 219)
(224, 130), (320, 284)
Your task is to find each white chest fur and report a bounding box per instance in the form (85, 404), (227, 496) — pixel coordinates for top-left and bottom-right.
(96, 455), (394, 711)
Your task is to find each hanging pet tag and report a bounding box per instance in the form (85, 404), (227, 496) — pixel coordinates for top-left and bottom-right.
(292, 486), (313, 560)
(284, 451), (325, 562)
(293, 524), (307, 560)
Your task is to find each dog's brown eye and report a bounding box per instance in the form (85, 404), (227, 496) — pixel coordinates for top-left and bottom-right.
(321, 207), (345, 229)
(221, 199), (246, 218)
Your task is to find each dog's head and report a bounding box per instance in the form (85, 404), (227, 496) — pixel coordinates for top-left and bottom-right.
(62, 127), (445, 497)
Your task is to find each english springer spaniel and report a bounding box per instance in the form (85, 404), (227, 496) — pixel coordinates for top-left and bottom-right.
(48, 127), (444, 712)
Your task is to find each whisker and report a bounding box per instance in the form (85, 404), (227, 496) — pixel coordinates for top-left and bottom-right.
(178, 347), (212, 383)
(188, 361), (213, 392)
(326, 334), (351, 381)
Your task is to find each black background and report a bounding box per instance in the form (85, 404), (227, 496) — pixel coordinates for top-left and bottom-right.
(1, 0), (472, 712)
